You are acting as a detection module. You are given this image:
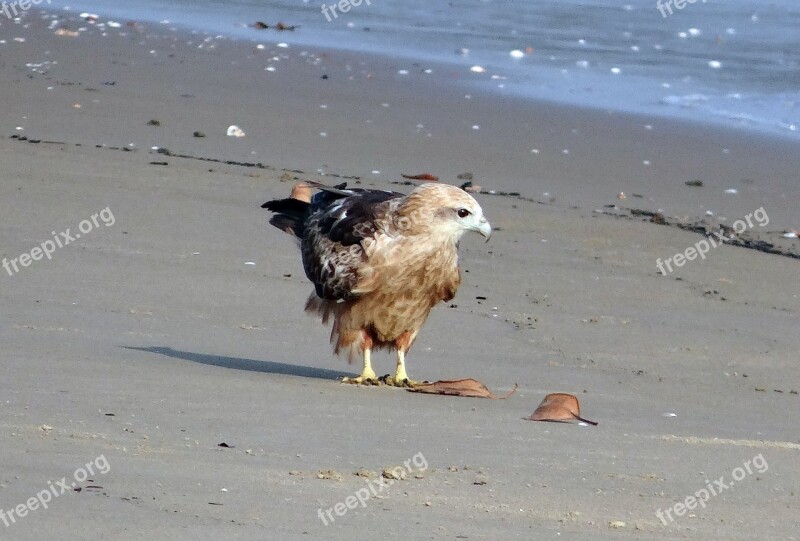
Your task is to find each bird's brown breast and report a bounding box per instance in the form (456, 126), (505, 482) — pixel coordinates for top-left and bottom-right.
(347, 242), (460, 344)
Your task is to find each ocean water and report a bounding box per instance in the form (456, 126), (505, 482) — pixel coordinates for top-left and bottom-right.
(46, 0), (800, 139)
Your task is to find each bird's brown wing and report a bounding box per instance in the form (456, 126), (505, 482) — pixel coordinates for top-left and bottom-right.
(302, 186), (404, 300)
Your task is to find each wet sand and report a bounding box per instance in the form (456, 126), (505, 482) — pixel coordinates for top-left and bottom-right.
(1, 9), (798, 540)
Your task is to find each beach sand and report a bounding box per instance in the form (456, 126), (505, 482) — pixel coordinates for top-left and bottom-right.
(1, 10), (798, 540)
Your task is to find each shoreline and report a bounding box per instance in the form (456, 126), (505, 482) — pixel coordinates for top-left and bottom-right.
(39, 0), (800, 142)
(24, 4), (800, 142)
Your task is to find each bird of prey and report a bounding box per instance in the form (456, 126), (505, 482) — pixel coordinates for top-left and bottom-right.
(261, 181), (491, 386)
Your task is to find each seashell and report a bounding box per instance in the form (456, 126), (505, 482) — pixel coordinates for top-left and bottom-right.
(226, 125), (245, 137)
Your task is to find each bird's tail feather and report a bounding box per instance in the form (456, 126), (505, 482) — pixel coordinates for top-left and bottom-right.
(261, 181), (350, 237)
(261, 198), (309, 237)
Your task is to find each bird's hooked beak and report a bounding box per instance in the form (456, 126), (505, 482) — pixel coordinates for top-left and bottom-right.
(476, 217), (492, 242)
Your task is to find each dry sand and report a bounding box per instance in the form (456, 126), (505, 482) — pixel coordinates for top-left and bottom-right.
(1, 10), (798, 540)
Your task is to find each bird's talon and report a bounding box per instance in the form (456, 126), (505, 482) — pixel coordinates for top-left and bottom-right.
(379, 374), (421, 387)
(341, 375), (380, 386)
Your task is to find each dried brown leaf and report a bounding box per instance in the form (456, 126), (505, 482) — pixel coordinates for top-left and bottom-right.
(407, 378), (517, 399)
(401, 173), (439, 182)
(526, 393), (598, 425)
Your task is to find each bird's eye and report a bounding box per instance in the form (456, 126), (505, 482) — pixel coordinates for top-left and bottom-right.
(457, 208), (471, 218)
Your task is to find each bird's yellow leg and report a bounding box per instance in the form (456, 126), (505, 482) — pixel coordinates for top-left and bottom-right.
(342, 347), (379, 385)
(381, 349), (422, 387)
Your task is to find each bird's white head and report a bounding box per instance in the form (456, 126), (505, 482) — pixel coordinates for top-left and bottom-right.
(397, 183), (492, 243)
